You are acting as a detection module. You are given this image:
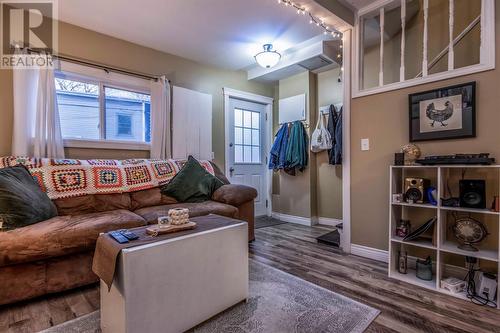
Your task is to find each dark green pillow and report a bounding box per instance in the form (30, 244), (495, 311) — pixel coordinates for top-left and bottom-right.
(0, 166), (58, 231)
(161, 156), (225, 203)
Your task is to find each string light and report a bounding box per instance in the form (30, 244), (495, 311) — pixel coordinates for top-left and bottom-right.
(275, 0), (343, 39)
(275, 0), (343, 79)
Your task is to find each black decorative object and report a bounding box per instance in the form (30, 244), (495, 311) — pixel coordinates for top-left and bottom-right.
(394, 153), (405, 166)
(398, 251), (408, 274)
(459, 179), (486, 209)
(452, 215), (488, 252)
(416, 256), (433, 281)
(403, 217), (436, 242)
(409, 82), (476, 142)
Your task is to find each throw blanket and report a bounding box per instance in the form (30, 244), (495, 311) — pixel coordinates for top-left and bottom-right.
(0, 156), (215, 200)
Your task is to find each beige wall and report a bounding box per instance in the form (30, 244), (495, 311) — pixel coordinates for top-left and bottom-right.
(272, 71), (318, 218)
(351, 4), (500, 250)
(272, 68), (344, 220)
(317, 68), (343, 219)
(0, 21), (274, 167)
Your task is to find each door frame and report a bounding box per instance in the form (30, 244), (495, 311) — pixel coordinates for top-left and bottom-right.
(341, 29), (352, 253)
(223, 87), (274, 217)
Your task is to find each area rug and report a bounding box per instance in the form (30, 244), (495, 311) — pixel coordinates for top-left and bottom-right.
(254, 215), (287, 229)
(40, 260), (379, 333)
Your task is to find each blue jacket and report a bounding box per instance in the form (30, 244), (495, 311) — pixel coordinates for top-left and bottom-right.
(268, 123), (289, 170)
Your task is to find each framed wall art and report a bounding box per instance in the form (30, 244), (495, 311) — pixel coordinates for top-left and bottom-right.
(409, 82), (476, 142)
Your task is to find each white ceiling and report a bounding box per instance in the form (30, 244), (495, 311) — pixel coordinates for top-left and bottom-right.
(58, 0), (351, 71)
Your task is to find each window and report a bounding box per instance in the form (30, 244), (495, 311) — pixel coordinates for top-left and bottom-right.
(354, 0), (495, 97)
(55, 74), (151, 147)
(234, 108), (261, 164)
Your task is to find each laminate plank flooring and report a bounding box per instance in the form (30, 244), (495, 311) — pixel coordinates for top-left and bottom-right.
(0, 223), (498, 332)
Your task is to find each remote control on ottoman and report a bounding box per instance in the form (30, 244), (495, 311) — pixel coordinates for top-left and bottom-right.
(109, 231), (129, 244)
(120, 230), (139, 240)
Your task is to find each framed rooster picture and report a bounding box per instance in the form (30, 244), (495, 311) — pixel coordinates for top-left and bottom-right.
(409, 82), (476, 142)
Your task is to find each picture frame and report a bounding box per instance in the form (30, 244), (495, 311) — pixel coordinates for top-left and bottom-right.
(409, 82), (476, 142)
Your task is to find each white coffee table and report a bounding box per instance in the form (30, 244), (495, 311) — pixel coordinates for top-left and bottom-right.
(100, 217), (248, 333)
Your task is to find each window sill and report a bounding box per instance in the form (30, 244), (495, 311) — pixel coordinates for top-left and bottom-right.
(63, 139), (151, 151)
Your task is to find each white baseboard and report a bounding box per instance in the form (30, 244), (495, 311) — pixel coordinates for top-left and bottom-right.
(351, 244), (389, 263)
(317, 217), (342, 227)
(271, 212), (313, 226)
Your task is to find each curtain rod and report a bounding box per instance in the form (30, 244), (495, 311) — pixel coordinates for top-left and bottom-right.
(26, 48), (166, 82)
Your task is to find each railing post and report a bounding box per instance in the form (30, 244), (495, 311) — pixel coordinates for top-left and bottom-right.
(448, 0), (455, 70)
(422, 0), (429, 77)
(379, 7), (385, 86)
(400, 0), (406, 82)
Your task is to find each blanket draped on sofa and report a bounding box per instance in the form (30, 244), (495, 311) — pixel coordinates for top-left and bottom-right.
(0, 156), (215, 199)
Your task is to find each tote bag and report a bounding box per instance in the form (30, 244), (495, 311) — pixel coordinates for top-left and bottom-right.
(310, 113), (332, 153)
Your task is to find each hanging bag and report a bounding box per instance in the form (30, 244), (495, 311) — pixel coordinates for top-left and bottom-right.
(310, 112), (332, 153)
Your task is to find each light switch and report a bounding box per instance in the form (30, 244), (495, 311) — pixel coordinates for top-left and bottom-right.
(361, 138), (370, 151)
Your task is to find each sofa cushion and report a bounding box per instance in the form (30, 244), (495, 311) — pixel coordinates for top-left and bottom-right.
(0, 166), (58, 231)
(130, 187), (178, 211)
(54, 193), (132, 216)
(212, 184), (258, 207)
(161, 156), (224, 203)
(0, 209), (146, 266)
(134, 201), (239, 224)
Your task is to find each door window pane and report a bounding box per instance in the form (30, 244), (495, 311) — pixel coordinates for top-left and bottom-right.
(55, 77), (100, 140)
(104, 87), (151, 142)
(234, 109), (243, 127)
(234, 127), (243, 144)
(252, 146), (260, 163)
(243, 146), (252, 163)
(252, 129), (260, 146)
(243, 128), (252, 145)
(243, 111), (252, 128)
(252, 112), (260, 129)
(235, 145), (243, 163)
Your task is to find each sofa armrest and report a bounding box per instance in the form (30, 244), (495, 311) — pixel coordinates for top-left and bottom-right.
(212, 184), (257, 207)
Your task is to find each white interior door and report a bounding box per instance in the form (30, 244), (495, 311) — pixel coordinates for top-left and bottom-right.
(227, 98), (267, 216)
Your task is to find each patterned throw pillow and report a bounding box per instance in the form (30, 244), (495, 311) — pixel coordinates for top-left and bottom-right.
(0, 166), (58, 231)
(161, 156), (224, 203)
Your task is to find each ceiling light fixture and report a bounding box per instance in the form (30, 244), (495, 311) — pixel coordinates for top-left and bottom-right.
(254, 44), (281, 69)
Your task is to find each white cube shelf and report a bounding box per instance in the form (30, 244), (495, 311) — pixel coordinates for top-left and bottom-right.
(389, 165), (500, 309)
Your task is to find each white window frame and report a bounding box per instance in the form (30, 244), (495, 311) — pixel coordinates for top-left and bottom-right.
(352, 0), (495, 98)
(56, 60), (152, 151)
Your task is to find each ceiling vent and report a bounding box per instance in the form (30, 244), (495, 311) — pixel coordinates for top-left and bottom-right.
(248, 39), (340, 82)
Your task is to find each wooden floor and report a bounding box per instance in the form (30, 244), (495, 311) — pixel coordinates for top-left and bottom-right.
(1, 223), (499, 332)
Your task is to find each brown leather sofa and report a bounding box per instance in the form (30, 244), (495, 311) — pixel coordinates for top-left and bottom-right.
(0, 184), (257, 306)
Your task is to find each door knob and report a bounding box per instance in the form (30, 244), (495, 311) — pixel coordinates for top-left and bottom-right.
(229, 143), (234, 147)
(229, 167), (235, 174)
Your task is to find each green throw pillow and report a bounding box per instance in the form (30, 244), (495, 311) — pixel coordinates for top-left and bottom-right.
(0, 166), (58, 231)
(162, 156), (225, 203)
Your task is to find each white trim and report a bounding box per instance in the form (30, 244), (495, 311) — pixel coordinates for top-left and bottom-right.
(317, 217), (343, 227)
(223, 87), (274, 217)
(223, 87), (273, 104)
(351, 244), (389, 263)
(422, 0), (429, 77)
(271, 212), (314, 226)
(63, 139), (151, 151)
(341, 30), (352, 254)
(353, 0), (496, 98)
(353, 63), (494, 98)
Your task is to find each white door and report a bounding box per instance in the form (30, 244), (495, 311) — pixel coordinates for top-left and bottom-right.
(228, 98), (267, 216)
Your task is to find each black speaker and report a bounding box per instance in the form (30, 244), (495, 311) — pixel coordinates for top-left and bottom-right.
(459, 179), (486, 209)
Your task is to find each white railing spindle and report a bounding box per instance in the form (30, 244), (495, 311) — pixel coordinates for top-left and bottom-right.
(448, 0), (455, 70)
(422, 0), (429, 77)
(400, 0), (406, 82)
(379, 7), (385, 86)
